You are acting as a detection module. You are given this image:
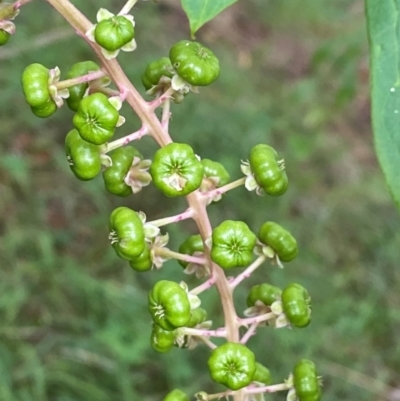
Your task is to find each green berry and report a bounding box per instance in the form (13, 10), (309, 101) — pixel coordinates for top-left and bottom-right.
(65, 129), (101, 181)
(258, 221), (298, 262)
(169, 40), (220, 86)
(211, 220), (257, 269)
(208, 342), (256, 390)
(65, 61), (100, 111)
(102, 146), (142, 197)
(73, 93), (119, 145)
(148, 280), (191, 331)
(253, 362), (272, 385)
(109, 207), (145, 260)
(249, 144), (288, 196)
(246, 283), (282, 307)
(293, 359), (321, 401)
(178, 234), (204, 268)
(162, 389), (189, 401)
(150, 143), (204, 197)
(0, 29), (10, 46)
(142, 57), (174, 90)
(21, 63), (57, 118)
(282, 283), (311, 328)
(150, 323), (175, 353)
(94, 16), (135, 52)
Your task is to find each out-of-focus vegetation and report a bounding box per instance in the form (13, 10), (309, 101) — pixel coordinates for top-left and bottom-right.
(0, 0), (399, 400)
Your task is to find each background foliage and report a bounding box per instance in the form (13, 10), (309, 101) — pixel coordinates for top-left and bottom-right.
(1, 0), (399, 400)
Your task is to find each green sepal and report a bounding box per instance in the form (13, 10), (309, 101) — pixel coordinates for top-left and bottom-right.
(246, 283), (282, 307)
(73, 93), (119, 145)
(258, 221), (298, 262)
(169, 40), (220, 86)
(102, 146), (142, 197)
(208, 342), (256, 390)
(148, 280), (191, 331)
(109, 207), (146, 260)
(249, 144), (288, 196)
(65, 61), (100, 111)
(150, 143), (204, 197)
(211, 220), (257, 269)
(65, 129), (101, 181)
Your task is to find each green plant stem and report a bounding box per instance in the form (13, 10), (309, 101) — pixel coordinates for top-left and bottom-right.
(104, 125), (149, 152)
(149, 209), (194, 227)
(179, 327), (227, 338)
(240, 321), (258, 344)
(161, 97), (171, 131)
(118, 0), (138, 15)
(90, 86), (120, 97)
(238, 312), (275, 326)
(155, 248), (206, 265)
(202, 177), (246, 200)
(148, 87), (175, 110)
(230, 255), (266, 289)
(189, 275), (216, 295)
(45, 1), (241, 398)
(55, 69), (106, 90)
(246, 383), (291, 394)
(196, 336), (217, 350)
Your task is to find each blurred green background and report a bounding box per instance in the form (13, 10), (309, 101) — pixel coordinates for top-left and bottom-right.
(1, 0), (400, 400)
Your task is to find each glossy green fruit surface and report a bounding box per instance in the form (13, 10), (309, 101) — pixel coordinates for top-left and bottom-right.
(169, 40), (220, 86)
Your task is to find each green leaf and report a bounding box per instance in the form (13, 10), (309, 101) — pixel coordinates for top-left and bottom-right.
(366, 0), (400, 209)
(180, 0), (238, 37)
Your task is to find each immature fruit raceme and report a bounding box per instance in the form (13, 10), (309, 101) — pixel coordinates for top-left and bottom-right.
(249, 144), (288, 196)
(0, 29), (10, 46)
(94, 15), (135, 51)
(150, 143), (204, 197)
(169, 40), (220, 86)
(211, 220), (257, 269)
(150, 323), (175, 353)
(65, 61), (100, 111)
(293, 359), (321, 401)
(103, 146), (142, 197)
(163, 389), (189, 401)
(65, 129), (101, 181)
(253, 362), (272, 385)
(258, 221), (298, 262)
(148, 280), (191, 331)
(178, 234), (204, 268)
(142, 57), (174, 90)
(108, 207), (145, 260)
(73, 93), (119, 145)
(21, 63), (57, 118)
(208, 342), (256, 390)
(246, 283), (282, 307)
(282, 283), (311, 328)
